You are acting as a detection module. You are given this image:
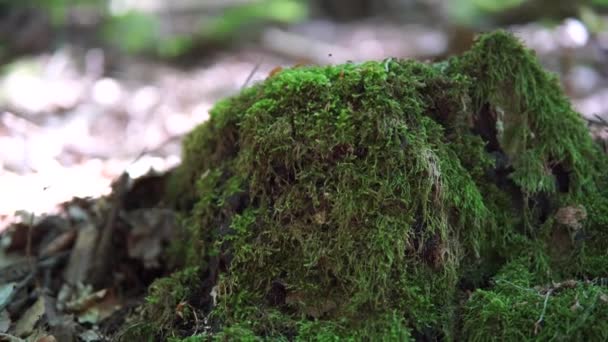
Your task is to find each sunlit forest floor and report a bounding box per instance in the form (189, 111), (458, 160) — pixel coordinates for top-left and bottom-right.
(2, 16), (607, 219)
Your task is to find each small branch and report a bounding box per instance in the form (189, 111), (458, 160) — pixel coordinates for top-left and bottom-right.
(534, 289), (553, 335)
(241, 60), (262, 90)
(25, 212), (40, 290)
(0, 273), (33, 312)
(90, 172), (130, 287)
(0, 332), (26, 342)
(594, 114), (608, 126)
(0, 251), (69, 312)
(584, 114), (608, 127)
(494, 279), (541, 295)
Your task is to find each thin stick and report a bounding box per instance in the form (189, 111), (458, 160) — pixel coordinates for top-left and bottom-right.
(534, 289), (553, 335)
(0, 332), (26, 342)
(90, 172), (129, 286)
(0, 274), (33, 312)
(25, 212), (38, 289)
(241, 59), (262, 90)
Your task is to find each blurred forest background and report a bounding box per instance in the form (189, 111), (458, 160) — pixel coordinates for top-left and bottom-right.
(2, 0), (608, 218)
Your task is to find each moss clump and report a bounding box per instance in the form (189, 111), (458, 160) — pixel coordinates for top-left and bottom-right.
(463, 260), (608, 341)
(117, 267), (203, 340)
(124, 30), (608, 340)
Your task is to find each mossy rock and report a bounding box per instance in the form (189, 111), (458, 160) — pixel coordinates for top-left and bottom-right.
(120, 31), (608, 341)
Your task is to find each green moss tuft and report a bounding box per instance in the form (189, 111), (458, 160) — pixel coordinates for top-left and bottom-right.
(463, 260), (608, 341)
(118, 267), (202, 341)
(131, 30), (608, 340)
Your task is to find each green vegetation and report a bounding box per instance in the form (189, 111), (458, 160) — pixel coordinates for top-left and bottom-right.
(448, 0), (608, 28)
(463, 260), (608, 341)
(203, 0), (308, 40)
(104, 0), (308, 58)
(121, 31), (608, 340)
(1, 0), (307, 59)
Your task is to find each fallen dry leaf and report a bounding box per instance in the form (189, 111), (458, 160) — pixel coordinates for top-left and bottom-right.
(65, 288), (107, 313)
(76, 294), (121, 325)
(40, 229), (77, 257)
(0, 283), (17, 310)
(555, 205), (587, 231)
(59, 283), (121, 326)
(14, 296), (46, 337)
(79, 329), (102, 342)
(126, 209), (176, 269)
(0, 309), (10, 333)
(63, 223), (98, 285)
(36, 335), (57, 342)
(570, 300), (582, 312)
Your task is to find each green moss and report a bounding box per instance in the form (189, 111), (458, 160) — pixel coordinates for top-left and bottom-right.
(129, 30), (608, 340)
(118, 267), (202, 341)
(197, 60), (495, 339)
(463, 260), (608, 341)
(454, 31), (599, 186)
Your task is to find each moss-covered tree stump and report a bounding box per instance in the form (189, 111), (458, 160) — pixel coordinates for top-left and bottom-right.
(121, 31), (608, 341)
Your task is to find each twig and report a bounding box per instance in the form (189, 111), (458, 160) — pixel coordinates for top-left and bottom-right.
(594, 114), (608, 125)
(534, 289), (553, 335)
(241, 59), (262, 90)
(90, 172), (130, 287)
(0, 274), (33, 312)
(585, 114), (608, 127)
(189, 303), (200, 335)
(25, 212), (38, 289)
(495, 279), (541, 295)
(0, 251), (69, 312)
(0, 332), (26, 342)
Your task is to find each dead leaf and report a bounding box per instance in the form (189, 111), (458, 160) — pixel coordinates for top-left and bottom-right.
(0, 309), (10, 333)
(79, 292), (121, 325)
(126, 209), (176, 269)
(39, 294), (77, 342)
(36, 335), (57, 342)
(57, 282), (93, 312)
(66, 205), (91, 223)
(79, 329), (102, 342)
(313, 211), (327, 225)
(40, 229), (77, 257)
(175, 301), (187, 320)
(0, 246), (29, 270)
(14, 296), (46, 337)
(555, 205), (587, 231)
(0, 282), (17, 309)
(570, 300), (582, 312)
(267, 66), (283, 78)
(63, 223), (98, 285)
(65, 288), (107, 313)
(59, 284), (121, 325)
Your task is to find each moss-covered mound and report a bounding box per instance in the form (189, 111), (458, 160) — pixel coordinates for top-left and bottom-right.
(120, 31), (608, 341)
